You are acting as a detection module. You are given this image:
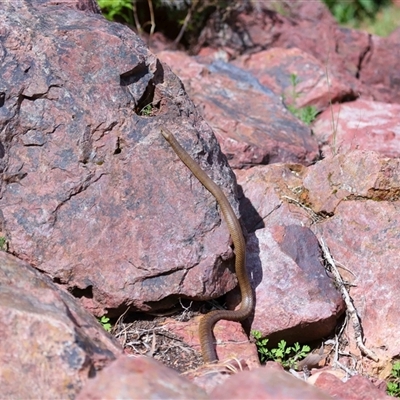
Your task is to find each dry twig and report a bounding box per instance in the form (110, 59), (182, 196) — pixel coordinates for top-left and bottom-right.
(319, 238), (379, 362)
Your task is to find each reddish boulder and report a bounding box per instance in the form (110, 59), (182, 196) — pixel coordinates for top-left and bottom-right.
(158, 50), (319, 169)
(303, 152), (400, 359)
(360, 28), (400, 103)
(210, 363), (333, 399)
(77, 356), (208, 399)
(303, 150), (400, 214)
(0, 0), (241, 315)
(237, 150), (400, 370)
(313, 372), (391, 400)
(236, 166), (344, 344)
(0, 252), (121, 399)
(312, 100), (400, 158)
(233, 47), (356, 111)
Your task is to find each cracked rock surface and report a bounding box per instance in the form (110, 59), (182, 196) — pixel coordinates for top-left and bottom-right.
(0, 0), (239, 316)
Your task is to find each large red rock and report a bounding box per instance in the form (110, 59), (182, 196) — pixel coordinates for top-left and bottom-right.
(196, 2), (368, 94)
(157, 50), (319, 169)
(313, 371), (391, 400)
(0, 252), (122, 399)
(77, 356), (208, 399)
(210, 363), (333, 399)
(235, 150), (400, 371)
(0, 0), (242, 316)
(312, 99), (400, 158)
(236, 166), (345, 345)
(360, 28), (400, 103)
(303, 152), (400, 359)
(233, 47), (356, 112)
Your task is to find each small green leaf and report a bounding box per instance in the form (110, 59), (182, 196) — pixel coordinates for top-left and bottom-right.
(292, 342), (300, 352)
(302, 345), (311, 353)
(99, 316), (112, 332)
(0, 236), (7, 251)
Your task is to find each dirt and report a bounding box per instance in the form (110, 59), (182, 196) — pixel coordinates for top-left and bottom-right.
(112, 309), (204, 373)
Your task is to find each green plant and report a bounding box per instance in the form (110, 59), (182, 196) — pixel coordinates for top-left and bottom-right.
(140, 103), (154, 116)
(287, 104), (319, 125)
(359, 4), (400, 37)
(285, 73), (318, 125)
(387, 361), (400, 397)
(0, 236), (8, 251)
(289, 73), (300, 100)
(99, 316), (112, 332)
(252, 330), (311, 368)
(252, 329), (270, 362)
(322, 0), (391, 25)
(97, 0), (134, 25)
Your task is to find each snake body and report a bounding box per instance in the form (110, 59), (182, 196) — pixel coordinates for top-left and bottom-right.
(161, 127), (254, 363)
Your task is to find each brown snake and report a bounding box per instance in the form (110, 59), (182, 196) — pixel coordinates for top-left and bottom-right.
(161, 127), (254, 363)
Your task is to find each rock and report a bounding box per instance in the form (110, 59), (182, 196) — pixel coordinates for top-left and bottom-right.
(247, 224), (344, 345)
(236, 163), (306, 233)
(210, 363), (334, 399)
(300, 152), (400, 361)
(0, 252), (122, 399)
(236, 150), (400, 370)
(312, 99), (400, 158)
(196, 1), (369, 101)
(233, 47), (356, 111)
(316, 199), (400, 359)
(195, 1), (400, 105)
(0, 0), (240, 315)
(236, 166), (345, 345)
(76, 355), (209, 399)
(360, 29), (400, 103)
(157, 50), (319, 169)
(303, 150), (400, 214)
(76, 354), (341, 400)
(272, 16), (369, 94)
(196, 1), (334, 58)
(36, 0), (101, 13)
(313, 371), (391, 400)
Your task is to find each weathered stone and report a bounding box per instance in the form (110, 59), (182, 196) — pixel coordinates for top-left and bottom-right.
(196, 1), (370, 101)
(158, 50), (319, 169)
(312, 100), (400, 158)
(303, 150), (400, 214)
(236, 166), (345, 345)
(210, 363), (334, 399)
(236, 163), (306, 233)
(313, 372), (391, 400)
(360, 29), (400, 103)
(36, 0), (101, 13)
(0, 0), (241, 315)
(234, 47), (356, 111)
(246, 224), (344, 345)
(0, 252), (121, 399)
(316, 199), (400, 359)
(77, 356), (209, 399)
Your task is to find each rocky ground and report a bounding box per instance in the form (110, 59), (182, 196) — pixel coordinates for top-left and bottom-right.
(1, 0), (399, 398)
